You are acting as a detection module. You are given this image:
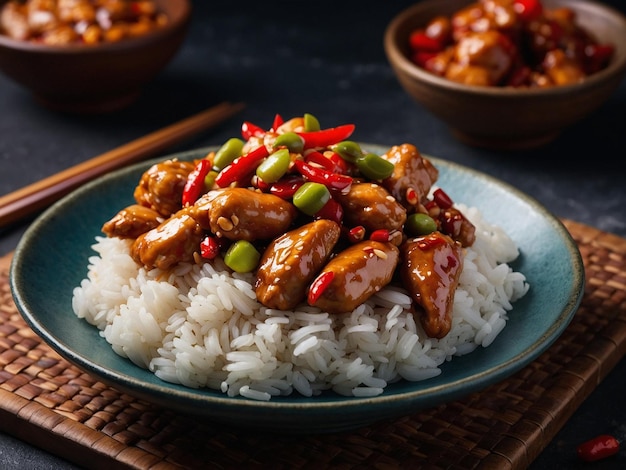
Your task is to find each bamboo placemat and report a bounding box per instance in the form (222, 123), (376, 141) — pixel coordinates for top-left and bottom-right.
(1, 219), (625, 470)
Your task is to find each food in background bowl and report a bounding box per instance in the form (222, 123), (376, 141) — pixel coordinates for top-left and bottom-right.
(0, 0), (168, 45)
(0, 0), (190, 113)
(383, 0), (626, 148)
(407, 0), (614, 87)
(72, 114), (529, 401)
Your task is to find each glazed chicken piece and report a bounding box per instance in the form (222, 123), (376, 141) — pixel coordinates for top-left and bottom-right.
(541, 49), (586, 86)
(129, 187), (299, 271)
(400, 231), (464, 339)
(445, 30), (514, 86)
(101, 204), (163, 239)
(133, 159), (196, 217)
(335, 182), (407, 232)
(255, 219), (341, 310)
(196, 187), (298, 241)
(308, 240), (400, 314)
(131, 208), (204, 270)
(380, 144), (439, 210)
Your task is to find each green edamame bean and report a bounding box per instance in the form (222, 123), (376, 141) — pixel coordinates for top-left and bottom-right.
(293, 182), (330, 216)
(273, 132), (304, 153)
(204, 170), (219, 190)
(213, 138), (245, 170)
(224, 240), (261, 273)
(303, 113), (320, 132)
(355, 153), (394, 180)
(256, 149), (291, 183)
(332, 140), (363, 163)
(406, 213), (438, 236)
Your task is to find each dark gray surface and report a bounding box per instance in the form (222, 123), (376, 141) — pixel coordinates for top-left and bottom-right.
(1, 1), (625, 468)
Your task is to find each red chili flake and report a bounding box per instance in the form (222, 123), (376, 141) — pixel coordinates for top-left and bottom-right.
(200, 235), (220, 260)
(406, 187), (419, 206)
(433, 188), (454, 209)
(577, 434), (620, 462)
(348, 226), (366, 243)
(308, 271), (334, 305)
(370, 229), (391, 243)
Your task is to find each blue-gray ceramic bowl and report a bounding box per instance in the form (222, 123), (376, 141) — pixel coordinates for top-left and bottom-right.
(10, 145), (584, 433)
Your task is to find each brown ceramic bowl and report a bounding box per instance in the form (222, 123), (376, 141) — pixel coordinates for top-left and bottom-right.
(384, 0), (626, 149)
(0, 0), (191, 113)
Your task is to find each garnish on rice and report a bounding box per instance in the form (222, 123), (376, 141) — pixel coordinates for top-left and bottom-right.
(102, 114), (475, 339)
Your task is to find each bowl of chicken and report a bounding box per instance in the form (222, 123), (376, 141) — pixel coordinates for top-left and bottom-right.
(0, 0), (191, 113)
(383, 0), (626, 149)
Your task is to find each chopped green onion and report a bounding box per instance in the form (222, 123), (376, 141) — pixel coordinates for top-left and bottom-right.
(303, 113), (320, 132)
(406, 213), (438, 236)
(273, 132), (304, 153)
(293, 182), (331, 216)
(256, 149), (291, 183)
(224, 240), (261, 273)
(331, 140), (363, 163)
(355, 153), (394, 180)
(213, 138), (245, 170)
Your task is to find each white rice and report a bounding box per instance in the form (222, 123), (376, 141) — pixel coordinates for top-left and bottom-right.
(72, 203), (529, 400)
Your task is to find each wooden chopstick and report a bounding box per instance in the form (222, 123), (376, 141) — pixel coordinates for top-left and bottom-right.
(0, 101), (245, 228)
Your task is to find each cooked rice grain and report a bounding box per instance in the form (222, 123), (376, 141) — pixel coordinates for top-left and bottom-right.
(72, 206), (529, 399)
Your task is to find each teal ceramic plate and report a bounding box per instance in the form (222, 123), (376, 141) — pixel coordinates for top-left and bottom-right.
(10, 145), (584, 433)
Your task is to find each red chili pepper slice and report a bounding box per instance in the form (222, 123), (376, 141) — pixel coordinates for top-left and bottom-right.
(241, 121), (266, 140)
(585, 44), (614, 74)
(305, 150), (336, 172)
(433, 188), (454, 209)
(326, 151), (351, 174)
(347, 226), (366, 243)
(308, 271), (335, 305)
(409, 30), (443, 52)
(294, 159), (353, 191)
(513, 0), (543, 21)
(315, 198), (343, 224)
(297, 124), (355, 149)
(370, 229), (391, 243)
(269, 175), (305, 199)
(200, 235), (220, 259)
(412, 50), (439, 69)
(441, 210), (463, 237)
(577, 434), (620, 462)
(215, 145), (270, 188)
(271, 113), (284, 131)
(182, 159), (211, 206)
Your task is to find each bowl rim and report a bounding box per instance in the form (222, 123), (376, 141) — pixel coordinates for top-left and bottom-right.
(384, 0), (626, 98)
(0, 0), (191, 53)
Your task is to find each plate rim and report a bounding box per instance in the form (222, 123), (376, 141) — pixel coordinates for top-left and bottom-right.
(9, 145), (585, 421)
